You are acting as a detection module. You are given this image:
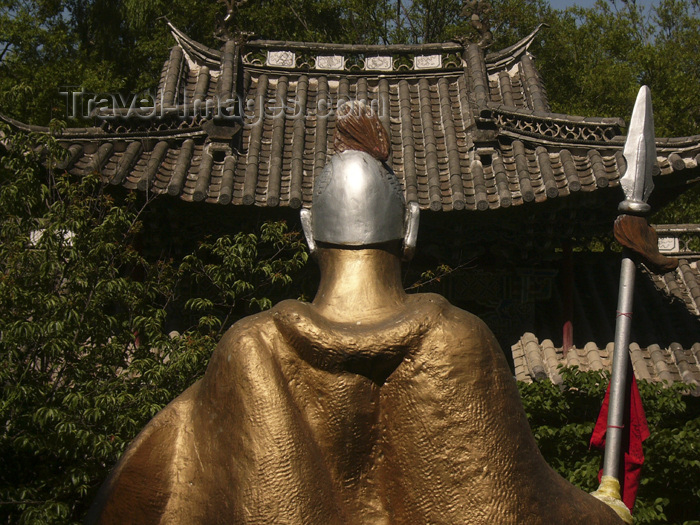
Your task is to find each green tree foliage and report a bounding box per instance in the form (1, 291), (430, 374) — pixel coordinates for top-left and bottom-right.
(521, 367), (700, 524)
(180, 222), (309, 336)
(0, 123), (308, 523)
(393, 0), (470, 43)
(530, 0), (699, 138)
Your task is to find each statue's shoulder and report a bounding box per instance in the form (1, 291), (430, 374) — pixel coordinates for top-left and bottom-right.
(409, 292), (499, 348)
(216, 302), (290, 340)
(212, 300), (307, 357)
(409, 292), (488, 327)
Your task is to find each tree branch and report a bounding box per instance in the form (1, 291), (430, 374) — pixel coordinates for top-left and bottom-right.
(0, 42), (11, 63)
(288, 5), (311, 34)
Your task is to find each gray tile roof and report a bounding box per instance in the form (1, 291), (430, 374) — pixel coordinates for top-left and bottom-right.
(512, 332), (700, 395)
(644, 238), (700, 320)
(3, 23), (699, 211)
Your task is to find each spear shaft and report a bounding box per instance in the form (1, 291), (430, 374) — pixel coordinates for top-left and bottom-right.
(602, 251), (636, 479)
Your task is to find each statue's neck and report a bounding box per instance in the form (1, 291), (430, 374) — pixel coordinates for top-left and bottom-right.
(312, 246), (407, 324)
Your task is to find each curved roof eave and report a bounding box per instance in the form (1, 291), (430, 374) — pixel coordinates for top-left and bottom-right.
(165, 19), (548, 74)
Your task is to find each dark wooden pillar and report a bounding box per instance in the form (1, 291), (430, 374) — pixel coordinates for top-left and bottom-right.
(562, 241), (574, 355)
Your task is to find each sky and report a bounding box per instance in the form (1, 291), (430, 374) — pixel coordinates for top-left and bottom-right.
(547, 0), (657, 10)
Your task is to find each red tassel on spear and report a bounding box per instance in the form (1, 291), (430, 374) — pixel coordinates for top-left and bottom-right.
(590, 375), (650, 512)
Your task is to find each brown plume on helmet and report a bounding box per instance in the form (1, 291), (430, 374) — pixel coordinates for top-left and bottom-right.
(333, 100), (391, 162)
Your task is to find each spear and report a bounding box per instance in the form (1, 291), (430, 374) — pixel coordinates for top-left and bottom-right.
(591, 86), (657, 524)
(606, 85), (656, 473)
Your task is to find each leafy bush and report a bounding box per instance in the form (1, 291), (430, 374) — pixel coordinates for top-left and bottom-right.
(0, 124), (308, 524)
(519, 367), (700, 524)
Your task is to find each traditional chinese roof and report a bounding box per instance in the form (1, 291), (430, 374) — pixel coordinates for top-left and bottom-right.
(3, 22), (699, 213)
(645, 258), (700, 319)
(512, 332), (700, 395)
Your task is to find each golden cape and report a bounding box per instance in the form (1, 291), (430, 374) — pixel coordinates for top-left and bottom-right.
(87, 294), (622, 524)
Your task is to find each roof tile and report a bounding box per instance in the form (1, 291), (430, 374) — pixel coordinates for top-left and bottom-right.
(512, 333), (700, 395)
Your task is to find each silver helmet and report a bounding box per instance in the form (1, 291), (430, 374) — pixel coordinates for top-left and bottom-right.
(300, 150), (419, 259)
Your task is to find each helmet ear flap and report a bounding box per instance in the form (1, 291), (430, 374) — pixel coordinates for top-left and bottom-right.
(300, 208), (316, 255)
(402, 202), (420, 261)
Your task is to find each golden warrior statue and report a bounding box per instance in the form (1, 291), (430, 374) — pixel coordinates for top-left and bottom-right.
(87, 103), (624, 524)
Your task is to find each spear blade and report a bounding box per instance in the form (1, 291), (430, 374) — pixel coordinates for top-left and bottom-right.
(620, 86), (656, 213)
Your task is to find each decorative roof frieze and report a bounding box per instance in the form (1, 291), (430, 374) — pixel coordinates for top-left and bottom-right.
(242, 43), (464, 73)
(487, 105), (625, 145)
(165, 20), (546, 73)
(315, 55), (344, 70)
(266, 50), (296, 68)
(413, 54), (442, 70)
